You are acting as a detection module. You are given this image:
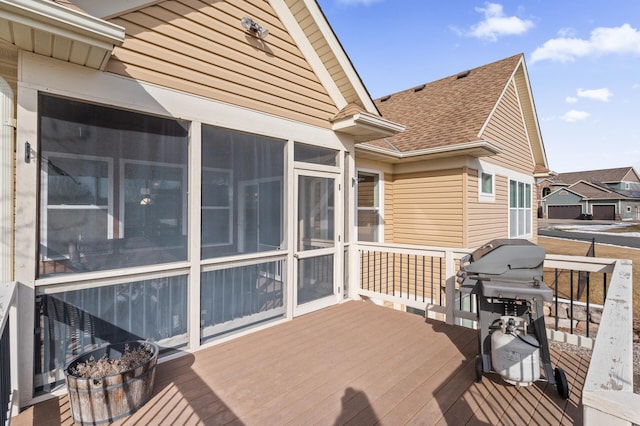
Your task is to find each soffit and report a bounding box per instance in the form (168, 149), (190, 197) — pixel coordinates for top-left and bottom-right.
(0, 0), (124, 70)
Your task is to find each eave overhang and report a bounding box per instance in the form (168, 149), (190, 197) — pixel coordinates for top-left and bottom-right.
(331, 111), (405, 143)
(0, 0), (125, 70)
(355, 140), (502, 164)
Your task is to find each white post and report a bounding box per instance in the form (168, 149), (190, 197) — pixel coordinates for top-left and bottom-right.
(0, 77), (14, 284)
(444, 250), (457, 324)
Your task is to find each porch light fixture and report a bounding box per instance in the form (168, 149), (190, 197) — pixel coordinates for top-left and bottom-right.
(241, 16), (269, 39)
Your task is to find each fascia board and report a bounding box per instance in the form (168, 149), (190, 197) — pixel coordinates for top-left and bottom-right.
(357, 140), (502, 160)
(332, 112), (404, 133)
(269, 0), (347, 110)
(0, 0), (124, 46)
(301, 0), (379, 115)
(61, 0), (161, 20)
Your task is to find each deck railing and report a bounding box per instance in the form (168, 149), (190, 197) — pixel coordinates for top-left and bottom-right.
(356, 242), (638, 425)
(0, 281), (18, 425)
(580, 259), (640, 425)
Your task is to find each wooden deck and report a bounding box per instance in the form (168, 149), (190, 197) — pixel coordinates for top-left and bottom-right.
(13, 301), (587, 425)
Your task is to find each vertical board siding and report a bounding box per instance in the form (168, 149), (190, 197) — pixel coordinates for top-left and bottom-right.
(106, 0), (337, 128)
(481, 81), (534, 175)
(467, 170), (509, 248)
(390, 170), (464, 247)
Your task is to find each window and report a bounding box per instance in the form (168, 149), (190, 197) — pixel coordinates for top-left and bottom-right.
(294, 143), (337, 166)
(478, 171), (495, 202)
(356, 170), (382, 242)
(39, 95), (189, 277)
(509, 179), (532, 238)
(542, 187), (551, 197)
(201, 125), (285, 259)
(201, 168), (232, 246)
(41, 153), (113, 260)
(480, 172), (494, 195)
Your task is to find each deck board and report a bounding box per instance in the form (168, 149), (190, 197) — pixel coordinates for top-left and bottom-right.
(12, 301), (588, 425)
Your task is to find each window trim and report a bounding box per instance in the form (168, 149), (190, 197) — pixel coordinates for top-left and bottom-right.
(201, 167), (233, 247)
(355, 168), (383, 242)
(508, 178), (533, 238)
(40, 152), (114, 260)
(478, 170), (495, 203)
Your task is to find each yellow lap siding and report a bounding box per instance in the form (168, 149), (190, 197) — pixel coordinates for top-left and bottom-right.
(467, 170), (509, 248)
(390, 169), (464, 247)
(106, 0), (336, 128)
(481, 81), (535, 175)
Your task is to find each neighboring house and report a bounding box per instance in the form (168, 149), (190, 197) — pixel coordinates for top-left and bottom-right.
(0, 0), (404, 407)
(539, 167), (640, 220)
(354, 54), (551, 249)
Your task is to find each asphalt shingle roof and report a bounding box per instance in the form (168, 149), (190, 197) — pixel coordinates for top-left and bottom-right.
(365, 54), (523, 153)
(555, 167), (637, 185)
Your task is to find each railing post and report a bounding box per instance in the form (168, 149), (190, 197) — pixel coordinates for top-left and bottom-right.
(444, 250), (456, 325)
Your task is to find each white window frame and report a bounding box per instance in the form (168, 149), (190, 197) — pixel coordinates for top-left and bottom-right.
(509, 178), (532, 238)
(40, 152), (114, 260)
(355, 168), (383, 242)
(202, 167), (233, 247)
(478, 170), (495, 203)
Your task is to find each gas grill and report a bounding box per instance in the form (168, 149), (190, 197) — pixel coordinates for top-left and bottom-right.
(458, 239), (569, 398)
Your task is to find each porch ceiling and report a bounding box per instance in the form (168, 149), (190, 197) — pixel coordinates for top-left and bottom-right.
(0, 0), (124, 70)
(12, 302), (587, 425)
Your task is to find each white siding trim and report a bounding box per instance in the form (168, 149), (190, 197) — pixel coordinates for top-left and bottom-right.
(0, 77), (13, 282)
(270, 0), (347, 110)
(355, 167), (384, 242)
(19, 52), (344, 149)
(477, 56), (522, 138)
(300, 0), (379, 114)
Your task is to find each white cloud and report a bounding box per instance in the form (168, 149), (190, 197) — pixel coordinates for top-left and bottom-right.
(531, 23), (640, 63)
(633, 83), (640, 90)
(577, 88), (613, 102)
(560, 110), (590, 122)
(565, 96), (578, 103)
(557, 27), (577, 38)
(465, 3), (534, 41)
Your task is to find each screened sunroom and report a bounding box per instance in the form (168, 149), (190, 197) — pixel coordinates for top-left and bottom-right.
(9, 48), (402, 402)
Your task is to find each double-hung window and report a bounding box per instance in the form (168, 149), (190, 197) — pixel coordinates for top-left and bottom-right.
(509, 179), (532, 238)
(356, 170), (382, 242)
